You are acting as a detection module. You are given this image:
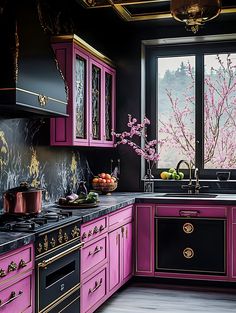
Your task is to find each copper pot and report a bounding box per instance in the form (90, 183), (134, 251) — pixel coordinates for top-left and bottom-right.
(3, 182), (43, 214)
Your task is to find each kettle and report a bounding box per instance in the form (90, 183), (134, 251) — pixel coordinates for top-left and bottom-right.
(3, 182), (44, 214)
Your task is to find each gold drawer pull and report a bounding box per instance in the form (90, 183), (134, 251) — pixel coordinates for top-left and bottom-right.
(99, 225), (105, 232)
(93, 226), (99, 234)
(88, 278), (103, 294)
(88, 246), (103, 256)
(183, 247), (194, 259)
(19, 259), (27, 269)
(8, 261), (17, 272)
(0, 291), (23, 308)
(0, 269), (6, 278)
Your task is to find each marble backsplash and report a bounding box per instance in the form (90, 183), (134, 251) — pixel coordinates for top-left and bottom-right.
(0, 118), (93, 208)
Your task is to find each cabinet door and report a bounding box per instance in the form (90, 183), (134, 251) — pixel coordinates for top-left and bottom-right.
(89, 58), (103, 146)
(108, 228), (121, 292)
(135, 204), (155, 276)
(122, 222), (133, 281)
(102, 66), (115, 147)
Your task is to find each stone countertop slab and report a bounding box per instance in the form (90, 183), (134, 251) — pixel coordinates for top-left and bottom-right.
(0, 232), (35, 255)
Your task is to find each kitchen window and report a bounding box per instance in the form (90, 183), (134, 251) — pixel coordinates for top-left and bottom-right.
(145, 38), (236, 178)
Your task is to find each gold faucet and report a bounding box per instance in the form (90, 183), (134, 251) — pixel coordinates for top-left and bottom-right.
(176, 160), (194, 194)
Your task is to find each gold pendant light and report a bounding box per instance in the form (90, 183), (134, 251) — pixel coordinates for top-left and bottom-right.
(170, 0), (222, 34)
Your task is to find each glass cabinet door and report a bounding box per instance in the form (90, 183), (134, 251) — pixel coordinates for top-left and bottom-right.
(75, 54), (87, 140)
(104, 67), (115, 145)
(90, 59), (103, 144)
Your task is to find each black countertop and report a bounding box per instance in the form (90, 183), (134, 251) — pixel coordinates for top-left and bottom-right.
(0, 232), (35, 255)
(1, 191), (236, 256)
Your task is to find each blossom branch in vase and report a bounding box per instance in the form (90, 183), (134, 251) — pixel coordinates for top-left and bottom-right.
(111, 114), (163, 178)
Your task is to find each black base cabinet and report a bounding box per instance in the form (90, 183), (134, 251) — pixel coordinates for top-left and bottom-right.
(155, 217), (226, 275)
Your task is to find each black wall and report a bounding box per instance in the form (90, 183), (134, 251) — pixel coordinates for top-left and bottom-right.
(1, 0), (236, 202)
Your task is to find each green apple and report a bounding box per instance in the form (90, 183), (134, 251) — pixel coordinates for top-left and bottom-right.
(179, 172), (184, 180)
(169, 168), (176, 173)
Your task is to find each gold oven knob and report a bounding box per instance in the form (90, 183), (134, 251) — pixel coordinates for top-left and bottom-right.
(64, 232), (69, 242)
(71, 225), (80, 238)
(43, 235), (49, 251)
(8, 261), (17, 272)
(37, 243), (43, 254)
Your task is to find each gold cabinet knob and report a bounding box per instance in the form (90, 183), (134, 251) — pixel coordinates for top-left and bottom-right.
(183, 222), (194, 234)
(8, 261), (17, 272)
(0, 268), (6, 278)
(19, 259), (27, 269)
(99, 225), (105, 232)
(183, 247), (194, 259)
(93, 226), (99, 234)
(88, 230), (92, 237)
(82, 232), (87, 239)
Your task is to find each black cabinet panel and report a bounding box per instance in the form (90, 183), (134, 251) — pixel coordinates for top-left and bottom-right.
(155, 217), (226, 275)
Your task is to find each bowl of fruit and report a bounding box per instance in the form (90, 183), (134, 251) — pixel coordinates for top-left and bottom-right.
(92, 173), (118, 194)
(160, 168), (184, 180)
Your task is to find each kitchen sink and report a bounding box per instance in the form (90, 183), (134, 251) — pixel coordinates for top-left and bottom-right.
(163, 193), (218, 198)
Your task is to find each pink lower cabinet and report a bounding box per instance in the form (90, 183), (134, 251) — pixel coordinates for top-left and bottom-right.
(81, 216), (108, 313)
(134, 204), (155, 276)
(108, 206), (133, 295)
(0, 243), (34, 313)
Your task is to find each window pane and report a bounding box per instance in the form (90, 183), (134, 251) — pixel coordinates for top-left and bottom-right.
(204, 53), (236, 169)
(157, 56), (195, 168)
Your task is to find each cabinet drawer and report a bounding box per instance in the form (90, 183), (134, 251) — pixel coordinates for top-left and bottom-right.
(0, 244), (34, 286)
(81, 217), (107, 243)
(156, 205), (227, 218)
(81, 236), (107, 275)
(0, 271), (33, 313)
(81, 266), (107, 313)
(109, 206), (133, 229)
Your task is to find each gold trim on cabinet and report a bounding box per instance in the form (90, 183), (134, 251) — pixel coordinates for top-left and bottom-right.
(51, 34), (115, 67)
(38, 242), (84, 269)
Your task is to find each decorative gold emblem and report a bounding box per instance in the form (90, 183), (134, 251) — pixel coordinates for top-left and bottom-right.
(183, 247), (194, 259)
(19, 259), (27, 268)
(50, 237), (56, 248)
(0, 268), (6, 278)
(71, 225), (80, 238)
(37, 242), (43, 254)
(38, 94), (48, 106)
(183, 222), (194, 234)
(43, 235), (49, 251)
(58, 229), (63, 244)
(64, 232), (69, 242)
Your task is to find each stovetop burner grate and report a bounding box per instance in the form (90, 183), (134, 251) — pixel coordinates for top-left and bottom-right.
(0, 209), (74, 232)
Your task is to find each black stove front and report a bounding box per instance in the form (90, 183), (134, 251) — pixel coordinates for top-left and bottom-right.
(0, 209), (83, 313)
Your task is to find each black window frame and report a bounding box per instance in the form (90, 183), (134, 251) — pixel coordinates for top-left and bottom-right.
(145, 40), (236, 179)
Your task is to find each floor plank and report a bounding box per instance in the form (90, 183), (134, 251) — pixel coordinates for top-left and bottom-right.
(96, 283), (236, 313)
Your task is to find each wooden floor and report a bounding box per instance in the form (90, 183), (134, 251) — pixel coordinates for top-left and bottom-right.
(96, 283), (236, 313)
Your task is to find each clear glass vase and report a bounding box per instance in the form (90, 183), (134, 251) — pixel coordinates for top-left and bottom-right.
(143, 161), (154, 192)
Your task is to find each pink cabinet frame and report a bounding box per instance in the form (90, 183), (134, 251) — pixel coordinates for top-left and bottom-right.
(50, 36), (116, 147)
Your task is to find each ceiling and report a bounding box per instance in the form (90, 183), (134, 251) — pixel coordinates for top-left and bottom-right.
(77, 0), (236, 22)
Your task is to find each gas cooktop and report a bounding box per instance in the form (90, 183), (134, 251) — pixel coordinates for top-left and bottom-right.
(0, 209), (80, 233)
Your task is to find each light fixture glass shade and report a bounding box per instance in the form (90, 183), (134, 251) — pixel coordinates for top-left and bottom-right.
(171, 0), (222, 33)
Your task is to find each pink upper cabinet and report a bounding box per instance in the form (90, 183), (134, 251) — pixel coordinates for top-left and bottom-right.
(50, 34), (116, 147)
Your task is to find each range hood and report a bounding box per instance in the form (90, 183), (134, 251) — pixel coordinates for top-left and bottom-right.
(0, 0), (68, 117)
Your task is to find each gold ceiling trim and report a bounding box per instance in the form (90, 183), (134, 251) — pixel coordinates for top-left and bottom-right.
(79, 0), (236, 22)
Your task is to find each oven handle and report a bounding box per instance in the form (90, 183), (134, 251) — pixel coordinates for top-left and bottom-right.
(179, 210), (199, 217)
(38, 241), (84, 269)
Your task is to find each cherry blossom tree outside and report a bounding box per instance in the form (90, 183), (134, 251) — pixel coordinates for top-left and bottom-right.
(158, 53), (236, 169)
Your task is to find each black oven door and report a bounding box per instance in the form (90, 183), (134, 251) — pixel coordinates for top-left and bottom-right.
(36, 240), (83, 312)
(155, 217), (226, 275)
